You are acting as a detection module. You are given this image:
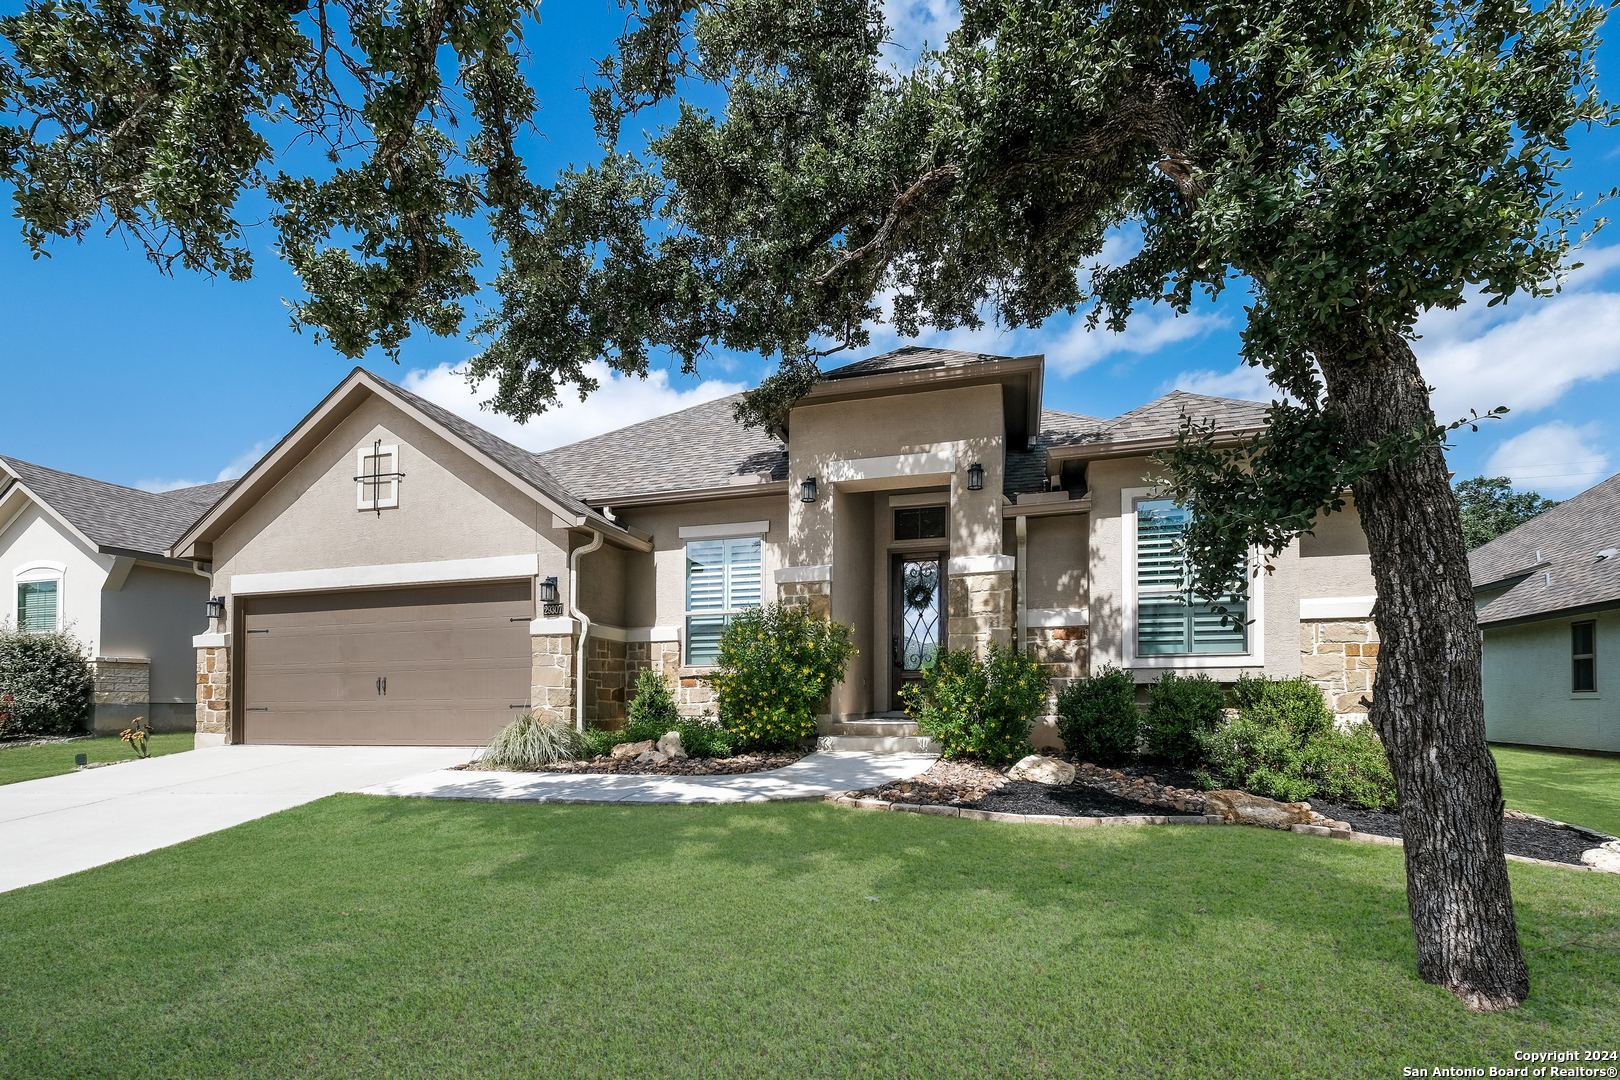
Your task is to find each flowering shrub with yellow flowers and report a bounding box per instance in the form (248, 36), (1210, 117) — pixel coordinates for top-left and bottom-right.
(706, 604), (855, 750)
(901, 645), (1049, 763)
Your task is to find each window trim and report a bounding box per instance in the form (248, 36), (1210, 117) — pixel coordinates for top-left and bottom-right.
(355, 443), (401, 511)
(1120, 487), (1263, 668)
(13, 560), (65, 633)
(1572, 619), (1597, 694)
(682, 534), (763, 666)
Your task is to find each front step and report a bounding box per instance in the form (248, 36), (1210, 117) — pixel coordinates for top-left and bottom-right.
(816, 734), (940, 754)
(826, 719), (918, 737)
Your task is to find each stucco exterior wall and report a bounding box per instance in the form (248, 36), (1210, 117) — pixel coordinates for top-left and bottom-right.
(1023, 513), (1089, 612)
(1484, 613), (1620, 752)
(830, 489), (875, 719)
(208, 395), (571, 616)
(100, 563), (211, 706)
(0, 503), (110, 652)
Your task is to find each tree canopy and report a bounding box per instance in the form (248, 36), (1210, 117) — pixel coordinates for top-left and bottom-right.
(1455, 476), (1560, 549)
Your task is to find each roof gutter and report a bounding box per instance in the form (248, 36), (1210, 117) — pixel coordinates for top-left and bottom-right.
(1043, 428), (1267, 465)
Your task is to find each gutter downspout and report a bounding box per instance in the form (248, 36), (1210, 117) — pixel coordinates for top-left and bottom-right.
(1016, 515), (1029, 657)
(569, 529), (604, 732)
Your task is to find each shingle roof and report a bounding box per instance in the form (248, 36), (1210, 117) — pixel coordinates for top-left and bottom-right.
(0, 456), (232, 559)
(820, 345), (1014, 381)
(537, 394), (788, 504)
(366, 376), (603, 524)
(1470, 471), (1620, 626)
(1004, 409), (1108, 497)
(1069, 390), (1272, 448)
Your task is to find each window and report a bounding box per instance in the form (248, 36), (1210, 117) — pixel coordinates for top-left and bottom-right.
(894, 505), (946, 541)
(685, 537), (762, 665)
(1135, 499), (1247, 655)
(355, 443), (401, 510)
(1573, 621), (1596, 693)
(16, 579), (59, 632)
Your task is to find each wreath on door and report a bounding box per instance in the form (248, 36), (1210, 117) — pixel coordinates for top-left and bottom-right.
(903, 565), (938, 611)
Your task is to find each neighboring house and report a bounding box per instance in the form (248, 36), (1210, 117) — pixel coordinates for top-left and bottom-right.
(0, 458), (231, 733)
(1470, 470), (1620, 752)
(170, 347), (1381, 749)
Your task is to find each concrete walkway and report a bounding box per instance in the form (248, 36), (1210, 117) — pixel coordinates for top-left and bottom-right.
(0, 744), (473, 894)
(357, 750), (939, 805)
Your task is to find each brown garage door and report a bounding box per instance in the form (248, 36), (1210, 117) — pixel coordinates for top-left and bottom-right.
(240, 582), (533, 745)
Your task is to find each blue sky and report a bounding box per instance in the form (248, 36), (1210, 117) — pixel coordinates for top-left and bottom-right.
(2, 0), (1618, 499)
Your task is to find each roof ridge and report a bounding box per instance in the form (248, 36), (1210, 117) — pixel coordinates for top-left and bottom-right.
(0, 455), (216, 500)
(536, 391), (749, 459)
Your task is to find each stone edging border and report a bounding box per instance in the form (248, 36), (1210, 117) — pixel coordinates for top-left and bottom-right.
(827, 795), (1613, 873)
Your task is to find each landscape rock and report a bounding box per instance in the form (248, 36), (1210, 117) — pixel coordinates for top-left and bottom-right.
(656, 732), (688, 760)
(634, 750), (668, 764)
(610, 740), (655, 759)
(1203, 789), (1314, 829)
(1583, 842), (1620, 874)
(1009, 755), (1076, 786)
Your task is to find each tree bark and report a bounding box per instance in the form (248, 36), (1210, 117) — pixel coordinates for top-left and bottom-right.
(1317, 333), (1529, 1012)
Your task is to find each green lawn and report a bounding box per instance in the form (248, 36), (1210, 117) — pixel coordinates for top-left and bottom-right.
(1, 798), (1615, 1079)
(1493, 743), (1620, 837)
(0, 732), (194, 787)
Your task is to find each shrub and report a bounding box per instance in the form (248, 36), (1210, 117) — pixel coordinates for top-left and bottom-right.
(707, 604), (856, 750)
(624, 668), (681, 740)
(902, 644), (1049, 764)
(1054, 665), (1140, 764)
(477, 713), (581, 770)
(0, 626), (94, 737)
(1198, 674), (1396, 809)
(1141, 672), (1225, 764)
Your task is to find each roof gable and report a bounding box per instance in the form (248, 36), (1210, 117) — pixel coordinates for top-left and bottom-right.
(0, 456), (230, 559)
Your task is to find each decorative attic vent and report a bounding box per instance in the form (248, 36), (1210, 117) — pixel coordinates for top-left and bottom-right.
(355, 440), (405, 513)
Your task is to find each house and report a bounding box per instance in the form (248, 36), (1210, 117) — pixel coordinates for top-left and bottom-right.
(1470, 470), (1620, 752)
(0, 458), (231, 733)
(168, 347), (1381, 748)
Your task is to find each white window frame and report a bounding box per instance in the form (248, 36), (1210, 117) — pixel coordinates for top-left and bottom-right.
(355, 443), (401, 511)
(1121, 487), (1264, 668)
(683, 534), (763, 666)
(13, 560), (65, 633)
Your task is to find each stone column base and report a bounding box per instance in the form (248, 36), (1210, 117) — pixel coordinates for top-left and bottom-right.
(947, 569), (1013, 656)
(1299, 618), (1380, 723)
(531, 632), (579, 727)
(195, 646), (231, 743)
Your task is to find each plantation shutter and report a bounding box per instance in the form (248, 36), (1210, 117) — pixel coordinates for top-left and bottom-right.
(17, 580), (58, 632)
(1135, 500), (1246, 656)
(685, 538), (762, 665)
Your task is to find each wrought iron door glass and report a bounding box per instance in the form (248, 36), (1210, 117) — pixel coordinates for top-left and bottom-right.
(900, 559), (942, 669)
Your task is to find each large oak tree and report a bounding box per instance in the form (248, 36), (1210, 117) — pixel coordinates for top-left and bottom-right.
(2, 0), (1611, 1010)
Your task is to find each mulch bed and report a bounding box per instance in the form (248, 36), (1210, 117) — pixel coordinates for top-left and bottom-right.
(966, 780), (1185, 818)
(459, 750), (808, 777)
(1310, 799), (1608, 866)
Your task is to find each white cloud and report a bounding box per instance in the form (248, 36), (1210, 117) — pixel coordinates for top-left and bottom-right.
(136, 441), (270, 492)
(1045, 309), (1228, 376)
(1484, 421), (1611, 496)
(880, 0), (960, 68)
(1170, 362), (1277, 402)
(398, 361), (746, 453)
(1416, 244), (1620, 421)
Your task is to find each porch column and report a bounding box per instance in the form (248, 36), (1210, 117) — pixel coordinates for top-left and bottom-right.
(946, 554), (1015, 656)
(530, 619), (578, 727)
(775, 564), (833, 620)
(193, 632), (231, 746)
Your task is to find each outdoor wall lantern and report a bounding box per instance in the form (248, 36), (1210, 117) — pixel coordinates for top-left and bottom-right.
(205, 596), (226, 622)
(966, 462), (985, 491)
(801, 476), (818, 503)
(539, 576), (564, 618)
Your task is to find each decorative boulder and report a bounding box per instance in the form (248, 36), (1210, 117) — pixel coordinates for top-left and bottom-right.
(634, 749), (668, 764)
(1203, 789), (1314, 829)
(610, 739), (656, 759)
(1582, 841), (1620, 874)
(1009, 754), (1076, 786)
(657, 731), (688, 760)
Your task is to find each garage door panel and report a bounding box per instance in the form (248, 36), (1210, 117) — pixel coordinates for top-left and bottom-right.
(242, 581), (532, 745)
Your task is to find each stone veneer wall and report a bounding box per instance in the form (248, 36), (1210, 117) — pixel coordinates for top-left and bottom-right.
(585, 636), (628, 727)
(195, 646), (231, 741)
(778, 579), (831, 620)
(947, 570), (1013, 656)
(91, 657), (151, 735)
(1299, 618), (1380, 722)
(1025, 626), (1088, 749)
(531, 633), (577, 728)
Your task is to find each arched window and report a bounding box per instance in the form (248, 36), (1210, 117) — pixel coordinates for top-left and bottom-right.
(13, 562), (65, 633)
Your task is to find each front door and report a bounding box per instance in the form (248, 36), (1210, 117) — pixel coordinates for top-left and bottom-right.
(891, 553), (945, 710)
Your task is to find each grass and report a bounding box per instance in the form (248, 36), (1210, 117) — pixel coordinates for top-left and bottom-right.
(1, 798), (1616, 1079)
(1493, 743), (1620, 837)
(0, 732), (194, 787)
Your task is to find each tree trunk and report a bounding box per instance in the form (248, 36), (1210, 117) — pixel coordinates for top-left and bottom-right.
(1317, 332), (1528, 1012)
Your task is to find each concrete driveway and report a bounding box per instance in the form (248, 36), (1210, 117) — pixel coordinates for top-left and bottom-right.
(0, 744), (473, 894)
